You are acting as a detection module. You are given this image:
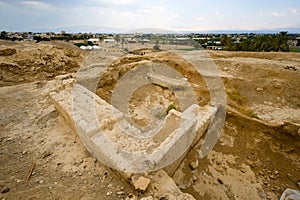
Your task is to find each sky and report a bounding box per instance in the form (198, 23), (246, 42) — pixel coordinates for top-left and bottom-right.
(0, 0), (300, 32)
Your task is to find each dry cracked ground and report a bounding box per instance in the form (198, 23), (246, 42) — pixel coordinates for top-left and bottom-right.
(0, 40), (299, 200)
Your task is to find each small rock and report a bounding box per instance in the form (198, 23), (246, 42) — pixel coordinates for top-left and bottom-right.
(38, 180), (43, 184)
(259, 171), (264, 176)
(1, 186), (10, 194)
(241, 168), (247, 173)
(274, 170), (279, 175)
(22, 150), (27, 155)
(256, 87), (263, 92)
(223, 67), (229, 71)
(283, 66), (297, 71)
(106, 191), (112, 196)
(273, 83), (282, 89)
(78, 172), (83, 176)
(189, 160), (199, 170)
(155, 85), (163, 92)
(192, 175), (197, 181)
(116, 191), (125, 195)
(140, 196), (154, 200)
(297, 182), (300, 188)
(123, 172), (133, 180)
(157, 194), (168, 200)
(269, 174), (278, 180)
(131, 176), (150, 192)
(258, 191), (267, 199)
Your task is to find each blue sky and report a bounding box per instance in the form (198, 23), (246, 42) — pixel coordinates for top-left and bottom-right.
(0, 0), (299, 32)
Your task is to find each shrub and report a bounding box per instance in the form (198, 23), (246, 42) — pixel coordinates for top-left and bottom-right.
(247, 109), (259, 119)
(229, 90), (247, 105)
(153, 44), (160, 50)
(166, 104), (177, 114)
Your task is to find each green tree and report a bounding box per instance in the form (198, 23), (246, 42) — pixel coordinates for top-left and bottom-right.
(114, 34), (120, 46)
(220, 32), (290, 52)
(153, 40), (160, 50)
(0, 31), (7, 39)
(121, 38), (125, 48)
(220, 35), (228, 49)
(240, 38), (251, 51)
(273, 31), (289, 52)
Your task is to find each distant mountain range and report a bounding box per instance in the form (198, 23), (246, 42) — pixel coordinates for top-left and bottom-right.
(33, 26), (300, 34)
(185, 28), (300, 34)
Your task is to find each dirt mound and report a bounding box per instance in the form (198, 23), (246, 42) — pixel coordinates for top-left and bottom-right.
(209, 50), (300, 124)
(96, 50), (210, 107)
(0, 41), (85, 86)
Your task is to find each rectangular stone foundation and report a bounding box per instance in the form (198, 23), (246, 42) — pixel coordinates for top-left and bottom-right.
(50, 77), (215, 188)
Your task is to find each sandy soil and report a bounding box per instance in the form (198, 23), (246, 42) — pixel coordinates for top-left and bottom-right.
(1, 41), (299, 199)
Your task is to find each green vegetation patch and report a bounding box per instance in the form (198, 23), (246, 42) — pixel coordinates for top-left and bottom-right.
(290, 48), (300, 52)
(247, 109), (259, 119)
(229, 90), (247, 105)
(166, 104), (177, 114)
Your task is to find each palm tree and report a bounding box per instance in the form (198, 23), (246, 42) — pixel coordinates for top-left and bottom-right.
(273, 32), (289, 52)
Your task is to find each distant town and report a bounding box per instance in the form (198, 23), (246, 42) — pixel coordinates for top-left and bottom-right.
(1, 30), (300, 52)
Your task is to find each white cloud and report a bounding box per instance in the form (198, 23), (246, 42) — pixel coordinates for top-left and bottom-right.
(20, 1), (53, 10)
(270, 12), (285, 17)
(83, 0), (137, 7)
(1, 0), (300, 32)
(137, 7), (155, 14)
(104, 5), (182, 31)
(288, 7), (299, 15)
(108, 0), (137, 5)
(137, 6), (165, 14)
(259, 10), (285, 17)
(196, 16), (206, 21)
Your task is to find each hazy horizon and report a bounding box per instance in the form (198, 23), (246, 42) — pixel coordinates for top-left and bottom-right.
(1, 0), (300, 33)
